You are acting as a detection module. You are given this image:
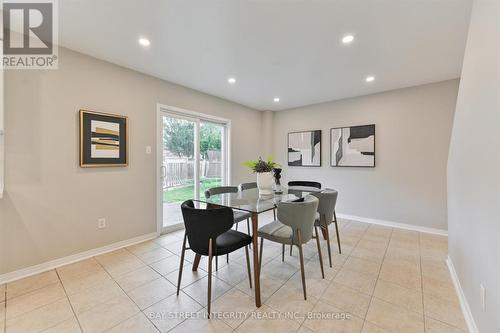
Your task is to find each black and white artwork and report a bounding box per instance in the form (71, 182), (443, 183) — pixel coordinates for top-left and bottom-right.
(288, 130), (321, 167)
(331, 125), (375, 167)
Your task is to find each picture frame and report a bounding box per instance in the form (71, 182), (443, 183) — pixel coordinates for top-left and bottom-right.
(330, 124), (375, 167)
(287, 130), (322, 167)
(79, 110), (128, 167)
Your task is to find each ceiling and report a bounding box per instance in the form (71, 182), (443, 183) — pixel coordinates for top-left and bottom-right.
(59, 0), (472, 111)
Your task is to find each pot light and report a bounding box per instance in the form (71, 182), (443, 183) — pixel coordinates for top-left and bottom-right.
(273, 97), (280, 103)
(138, 38), (151, 47)
(342, 35), (354, 44)
(365, 76), (375, 83)
(227, 77), (236, 84)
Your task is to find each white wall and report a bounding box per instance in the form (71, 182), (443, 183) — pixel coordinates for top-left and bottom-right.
(0, 48), (263, 275)
(447, 0), (500, 331)
(273, 80), (459, 231)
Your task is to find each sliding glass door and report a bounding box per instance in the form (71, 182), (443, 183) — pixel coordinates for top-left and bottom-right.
(198, 121), (226, 199)
(159, 110), (228, 233)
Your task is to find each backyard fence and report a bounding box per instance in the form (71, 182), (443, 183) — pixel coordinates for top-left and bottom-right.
(163, 151), (222, 189)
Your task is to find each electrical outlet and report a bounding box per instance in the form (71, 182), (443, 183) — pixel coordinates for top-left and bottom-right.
(98, 218), (106, 229)
(480, 284), (486, 311)
(145, 146), (152, 154)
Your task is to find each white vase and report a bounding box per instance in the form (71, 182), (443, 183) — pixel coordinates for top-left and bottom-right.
(256, 171), (274, 195)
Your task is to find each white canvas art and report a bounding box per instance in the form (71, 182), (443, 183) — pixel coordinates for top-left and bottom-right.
(288, 130), (321, 166)
(331, 125), (375, 167)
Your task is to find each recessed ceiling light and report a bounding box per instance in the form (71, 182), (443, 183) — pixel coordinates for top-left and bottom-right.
(342, 35), (354, 44)
(138, 38), (151, 47)
(274, 97), (280, 103)
(227, 77), (236, 84)
(365, 76), (375, 83)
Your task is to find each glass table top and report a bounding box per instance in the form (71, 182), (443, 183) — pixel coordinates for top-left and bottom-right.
(193, 186), (321, 214)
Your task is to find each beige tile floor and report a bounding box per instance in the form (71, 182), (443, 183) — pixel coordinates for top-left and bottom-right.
(1, 212), (467, 333)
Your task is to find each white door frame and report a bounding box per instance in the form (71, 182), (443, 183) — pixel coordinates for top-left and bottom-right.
(156, 103), (231, 235)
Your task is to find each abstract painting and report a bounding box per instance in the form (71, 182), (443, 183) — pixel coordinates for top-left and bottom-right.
(288, 130), (321, 167)
(330, 124), (375, 167)
(79, 110), (128, 167)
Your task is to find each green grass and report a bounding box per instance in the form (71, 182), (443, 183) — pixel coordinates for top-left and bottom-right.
(163, 178), (222, 203)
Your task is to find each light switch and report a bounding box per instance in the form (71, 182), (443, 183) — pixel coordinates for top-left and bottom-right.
(145, 146), (152, 154)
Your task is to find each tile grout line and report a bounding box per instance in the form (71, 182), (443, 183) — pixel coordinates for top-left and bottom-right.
(227, 231), (331, 332)
(3, 275), (71, 332)
(298, 220), (359, 333)
(54, 269), (85, 333)
(121, 242), (234, 332)
(359, 225), (393, 332)
(92, 253), (157, 333)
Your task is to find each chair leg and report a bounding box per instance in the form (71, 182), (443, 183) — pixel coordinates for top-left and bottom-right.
(296, 229), (307, 300)
(207, 238), (213, 318)
(244, 245), (252, 289)
(273, 208), (276, 220)
(333, 211), (342, 254)
(227, 254), (229, 264)
(290, 244), (293, 256)
(236, 222), (239, 231)
(215, 255), (218, 271)
(259, 237), (264, 271)
(323, 226), (333, 268)
(176, 233), (187, 295)
(314, 226), (325, 279)
(282, 244), (285, 262)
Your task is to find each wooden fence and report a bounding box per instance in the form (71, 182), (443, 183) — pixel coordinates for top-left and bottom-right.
(163, 157), (221, 189)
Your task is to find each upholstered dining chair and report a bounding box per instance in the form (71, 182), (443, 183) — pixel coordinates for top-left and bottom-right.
(286, 181), (322, 256)
(177, 200), (252, 317)
(205, 186), (252, 235)
(238, 182), (257, 191)
(287, 180), (322, 189)
(257, 195), (323, 300)
(311, 189), (340, 267)
(205, 186), (252, 268)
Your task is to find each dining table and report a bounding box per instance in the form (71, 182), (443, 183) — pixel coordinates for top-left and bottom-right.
(192, 185), (322, 307)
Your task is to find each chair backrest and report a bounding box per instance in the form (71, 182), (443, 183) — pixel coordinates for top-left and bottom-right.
(288, 181), (322, 189)
(239, 182), (257, 191)
(181, 200), (234, 255)
(311, 188), (338, 227)
(277, 195), (319, 245)
(205, 186), (238, 198)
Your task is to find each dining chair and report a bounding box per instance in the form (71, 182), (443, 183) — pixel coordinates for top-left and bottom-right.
(287, 180), (322, 189)
(238, 182), (257, 190)
(311, 189), (340, 267)
(205, 186), (252, 268)
(177, 200), (252, 318)
(257, 195), (323, 300)
(239, 182), (277, 220)
(286, 180), (322, 256)
(205, 186), (252, 235)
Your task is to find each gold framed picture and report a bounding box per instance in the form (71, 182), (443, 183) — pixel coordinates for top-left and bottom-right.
(79, 110), (128, 167)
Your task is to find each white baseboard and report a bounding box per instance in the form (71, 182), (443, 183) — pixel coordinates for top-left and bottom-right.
(0, 231), (159, 284)
(447, 256), (479, 333)
(337, 213), (448, 236)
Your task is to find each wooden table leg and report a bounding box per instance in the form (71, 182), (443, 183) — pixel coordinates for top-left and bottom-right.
(192, 254), (201, 271)
(251, 212), (261, 307)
